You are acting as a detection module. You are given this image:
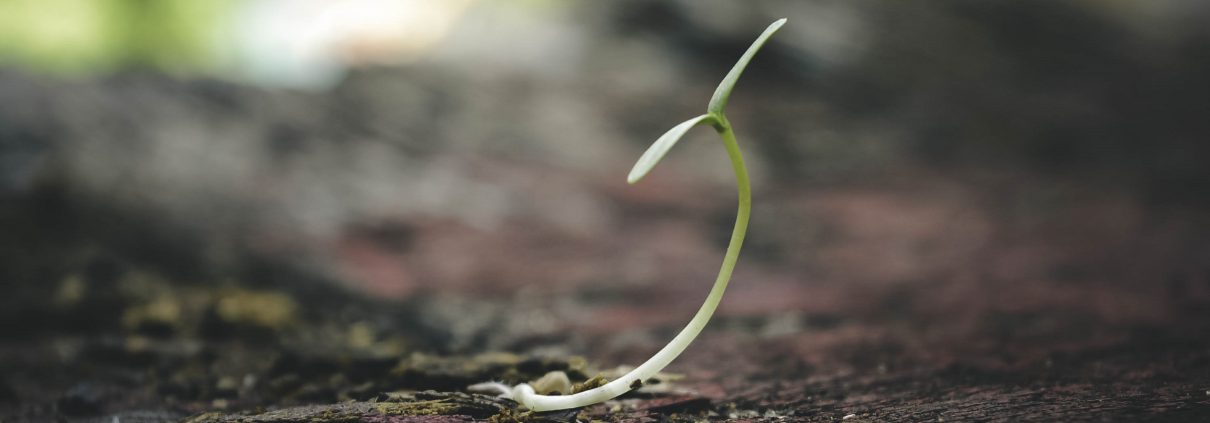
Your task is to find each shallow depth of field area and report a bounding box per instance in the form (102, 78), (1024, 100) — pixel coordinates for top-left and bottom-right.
(2, 1), (1209, 422)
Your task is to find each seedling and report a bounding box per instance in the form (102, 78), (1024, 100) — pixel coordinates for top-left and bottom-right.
(472, 18), (786, 412)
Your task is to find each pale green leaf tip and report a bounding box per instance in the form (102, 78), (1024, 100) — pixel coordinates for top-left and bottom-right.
(627, 114), (713, 184)
(626, 172), (642, 185)
(707, 18), (788, 114)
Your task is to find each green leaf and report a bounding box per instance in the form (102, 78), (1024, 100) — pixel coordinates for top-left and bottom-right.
(707, 18), (787, 115)
(627, 114), (716, 184)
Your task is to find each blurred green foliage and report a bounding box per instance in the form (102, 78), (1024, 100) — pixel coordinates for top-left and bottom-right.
(0, 0), (234, 75)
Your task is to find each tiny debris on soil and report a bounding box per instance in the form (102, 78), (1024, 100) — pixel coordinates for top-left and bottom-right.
(183, 391), (513, 423)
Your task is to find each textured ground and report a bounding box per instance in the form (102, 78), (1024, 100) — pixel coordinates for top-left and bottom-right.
(4, 168), (1208, 422)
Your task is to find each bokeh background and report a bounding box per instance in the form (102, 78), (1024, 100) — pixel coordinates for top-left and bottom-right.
(2, 1), (1209, 421)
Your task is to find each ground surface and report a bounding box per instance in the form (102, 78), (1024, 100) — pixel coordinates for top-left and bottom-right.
(3, 245), (1209, 422)
(4, 159), (1208, 421)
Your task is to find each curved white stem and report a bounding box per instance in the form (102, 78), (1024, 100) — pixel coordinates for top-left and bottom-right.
(511, 122), (751, 412)
(488, 17), (784, 412)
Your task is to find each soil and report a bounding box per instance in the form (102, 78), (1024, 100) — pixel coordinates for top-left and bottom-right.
(4, 114), (1208, 422)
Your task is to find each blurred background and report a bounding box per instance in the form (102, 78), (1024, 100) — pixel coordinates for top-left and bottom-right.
(2, 1), (1209, 421)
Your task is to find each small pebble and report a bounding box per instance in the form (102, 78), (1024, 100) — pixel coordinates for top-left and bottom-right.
(843, 413), (857, 420)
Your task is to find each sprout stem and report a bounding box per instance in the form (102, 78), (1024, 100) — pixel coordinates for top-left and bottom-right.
(483, 18), (784, 412)
(511, 119), (750, 411)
